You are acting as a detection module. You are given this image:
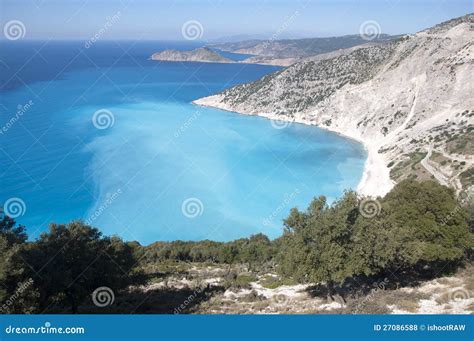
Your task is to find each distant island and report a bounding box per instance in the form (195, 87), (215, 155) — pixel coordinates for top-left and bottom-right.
(150, 47), (234, 63)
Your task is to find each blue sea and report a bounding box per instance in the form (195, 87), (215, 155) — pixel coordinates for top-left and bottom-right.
(0, 41), (366, 244)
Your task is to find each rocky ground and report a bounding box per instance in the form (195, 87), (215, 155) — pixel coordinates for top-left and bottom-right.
(132, 262), (474, 314)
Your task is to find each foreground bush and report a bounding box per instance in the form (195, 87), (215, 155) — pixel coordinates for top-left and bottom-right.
(0, 220), (141, 313)
(277, 180), (474, 294)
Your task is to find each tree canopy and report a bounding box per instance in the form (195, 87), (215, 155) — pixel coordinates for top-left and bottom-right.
(277, 180), (473, 288)
(0, 220), (140, 313)
(24, 221), (139, 313)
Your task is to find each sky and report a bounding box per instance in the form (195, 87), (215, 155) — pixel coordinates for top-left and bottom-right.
(0, 0), (473, 41)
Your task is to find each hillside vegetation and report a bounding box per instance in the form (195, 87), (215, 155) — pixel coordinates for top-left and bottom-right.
(1, 180), (472, 314)
(211, 34), (396, 59)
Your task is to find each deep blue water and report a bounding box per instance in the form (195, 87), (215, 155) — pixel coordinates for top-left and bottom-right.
(0, 41), (366, 244)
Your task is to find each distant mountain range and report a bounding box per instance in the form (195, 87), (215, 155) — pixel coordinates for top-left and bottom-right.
(209, 34), (398, 59)
(195, 14), (474, 197)
(150, 34), (400, 67)
(208, 33), (307, 43)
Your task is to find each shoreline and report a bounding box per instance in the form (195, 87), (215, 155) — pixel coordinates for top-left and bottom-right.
(192, 95), (394, 198)
(149, 58), (290, 67)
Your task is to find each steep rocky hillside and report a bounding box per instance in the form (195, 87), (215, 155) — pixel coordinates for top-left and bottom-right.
(214, 44), (396, 115)
(211, 34), (396, 58)
(195, 14), (474, 197)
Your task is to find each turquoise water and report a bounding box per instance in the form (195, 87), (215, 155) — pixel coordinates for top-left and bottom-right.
(0, 41), (366, 244)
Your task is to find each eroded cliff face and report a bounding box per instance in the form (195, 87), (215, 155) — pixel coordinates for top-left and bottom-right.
(195, 14), (474, 197)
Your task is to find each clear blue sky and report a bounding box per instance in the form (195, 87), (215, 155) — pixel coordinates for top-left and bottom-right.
(0, 0), (472, 40)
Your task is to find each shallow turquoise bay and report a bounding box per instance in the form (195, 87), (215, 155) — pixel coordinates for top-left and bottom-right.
(0, 42), (366, 243)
